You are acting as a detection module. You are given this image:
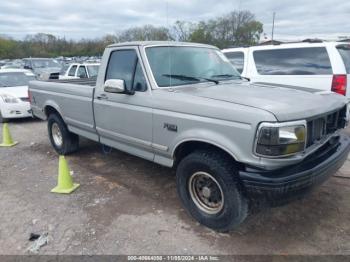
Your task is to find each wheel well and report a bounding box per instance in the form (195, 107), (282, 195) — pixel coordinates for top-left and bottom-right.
(45, 106), (60, 118)
(173, 141), (238, 167)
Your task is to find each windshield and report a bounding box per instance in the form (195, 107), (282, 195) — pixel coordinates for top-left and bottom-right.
(0, 72), (35, 87)
(31, 59), (61, 68)
(60, 64), (70, 74)
(146, 46), (240, 87)
(86, 65), (99, 78)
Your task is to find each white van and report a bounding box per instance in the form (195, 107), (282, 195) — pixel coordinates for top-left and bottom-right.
(222, 41), (350, 100)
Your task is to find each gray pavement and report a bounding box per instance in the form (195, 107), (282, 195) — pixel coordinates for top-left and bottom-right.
(0, 119), (349, 255)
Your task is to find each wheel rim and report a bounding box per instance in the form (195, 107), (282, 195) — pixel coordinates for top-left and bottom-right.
(189, 171), (224, 214)
(52, 123), (63, 147)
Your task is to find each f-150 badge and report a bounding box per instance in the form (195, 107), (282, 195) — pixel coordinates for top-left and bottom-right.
(164, 123), (178, 132)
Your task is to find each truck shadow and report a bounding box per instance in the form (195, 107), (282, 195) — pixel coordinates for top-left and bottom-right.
(23, 132), (350, 253)
(74, 138), (348, 248)
(3, 117), (42, 125)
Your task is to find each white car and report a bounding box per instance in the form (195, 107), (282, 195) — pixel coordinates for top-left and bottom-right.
(59, 63), (100, 80)
(0, 69), (35, 122)
(222, 41), (350, 100)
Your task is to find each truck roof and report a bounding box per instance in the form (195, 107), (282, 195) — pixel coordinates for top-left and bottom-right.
(107, 41), (217, 49)
(222, 41), (349, 52)
(69, 63), (100, 66)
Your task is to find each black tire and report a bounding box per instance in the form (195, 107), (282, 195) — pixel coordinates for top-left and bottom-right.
(0, 111), (8, 123)
(47, 113), (79, 155)
(176, 150), (248, 232)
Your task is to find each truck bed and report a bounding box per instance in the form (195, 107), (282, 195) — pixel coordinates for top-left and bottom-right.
(29, 78), (98, 142)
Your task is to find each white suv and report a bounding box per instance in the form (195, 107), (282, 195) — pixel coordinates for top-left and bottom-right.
(222, 41), (350, 100)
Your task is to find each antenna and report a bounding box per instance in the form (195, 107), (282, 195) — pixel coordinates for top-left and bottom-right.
(271, 12), (276, 43)
(166, 0), (170, 41)
(166, 0), (172, 87)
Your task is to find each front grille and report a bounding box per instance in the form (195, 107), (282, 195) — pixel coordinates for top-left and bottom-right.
(306, 106), (347, 147)
(49, 73), (60, 79)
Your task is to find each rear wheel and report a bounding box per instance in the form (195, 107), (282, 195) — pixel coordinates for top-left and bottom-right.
(176, 150), (248, 232)
(47, 113), (79, 155)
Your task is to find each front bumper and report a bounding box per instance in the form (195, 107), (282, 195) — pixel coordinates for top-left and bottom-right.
(1, 102), (32, 119)
(239, 133), (350, 205)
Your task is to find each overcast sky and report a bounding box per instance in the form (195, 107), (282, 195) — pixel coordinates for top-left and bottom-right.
(0, 0), (349, 41)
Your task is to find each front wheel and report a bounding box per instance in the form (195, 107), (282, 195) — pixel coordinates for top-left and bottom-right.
(47, 113), (79, 155)
(176, 150), (248, 232)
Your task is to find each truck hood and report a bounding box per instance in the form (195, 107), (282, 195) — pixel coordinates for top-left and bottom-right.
(172, 81), (348, 121)
(33, 67), (61, 75)
(0, 85), (28, 99)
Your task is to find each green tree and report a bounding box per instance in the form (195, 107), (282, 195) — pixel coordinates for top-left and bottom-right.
(0, 10), (263, 59)
(116, 25), (171, 42)
(187, 10), (263, 48)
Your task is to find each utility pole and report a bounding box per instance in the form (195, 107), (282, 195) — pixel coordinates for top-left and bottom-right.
(271, 12), (276, 43)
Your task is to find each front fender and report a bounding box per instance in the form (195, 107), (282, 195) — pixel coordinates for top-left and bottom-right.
(171, 127), (251, 163)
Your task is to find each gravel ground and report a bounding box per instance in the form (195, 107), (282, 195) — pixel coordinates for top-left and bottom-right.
(0, 119), (349, 255)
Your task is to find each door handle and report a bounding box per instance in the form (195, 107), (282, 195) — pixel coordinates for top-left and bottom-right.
(97, 94), (108, 100)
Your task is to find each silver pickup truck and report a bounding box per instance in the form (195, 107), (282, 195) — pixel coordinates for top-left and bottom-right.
(29, 41), (350, 231)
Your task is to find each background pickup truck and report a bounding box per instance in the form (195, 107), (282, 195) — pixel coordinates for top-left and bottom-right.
(29, 41), (350, 231)
(59, 63), (100, 80)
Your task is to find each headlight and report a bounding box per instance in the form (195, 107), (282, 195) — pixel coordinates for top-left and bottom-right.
(0, 94), (20, 103)
(255, 121), (306, 157)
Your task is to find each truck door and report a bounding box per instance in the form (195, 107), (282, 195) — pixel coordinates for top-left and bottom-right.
(94, 47), (154, 161)
(77, 66), (88, 78)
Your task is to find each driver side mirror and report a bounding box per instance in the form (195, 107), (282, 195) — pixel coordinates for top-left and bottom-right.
(104, 79), (134, 95)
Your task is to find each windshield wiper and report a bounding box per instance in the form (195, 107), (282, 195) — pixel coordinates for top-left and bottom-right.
(211, 74), (250, 81)
(240, 76), (250, 81)
(211, 74), (240, 78)
(162, 74), (219, 84)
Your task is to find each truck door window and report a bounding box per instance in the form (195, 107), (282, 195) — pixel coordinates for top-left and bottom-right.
(224, 52), (244, 73)
(68, 65), (77, 76)
(77, 66), (88, 78)
(132, 60), (147, 92)
(106, 50), (138, 91)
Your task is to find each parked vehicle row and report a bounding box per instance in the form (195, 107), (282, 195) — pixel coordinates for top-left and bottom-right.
(0, 60), (100, 122)
(29, 41), (350, 231)
(0, 56), (102, 79)
(222, 41), (350, 100)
